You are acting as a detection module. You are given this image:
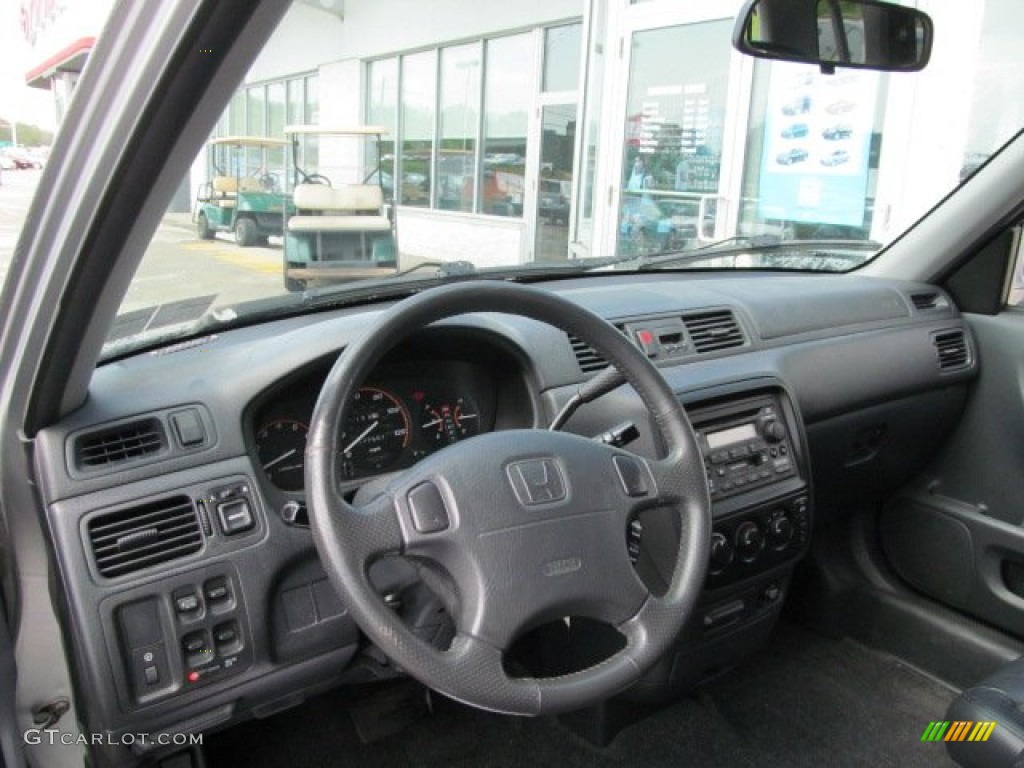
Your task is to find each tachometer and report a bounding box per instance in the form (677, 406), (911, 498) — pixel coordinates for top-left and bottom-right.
(420, 396), (480, 446)
(340, 387), (411, 477)
(256, 418), (309, 491)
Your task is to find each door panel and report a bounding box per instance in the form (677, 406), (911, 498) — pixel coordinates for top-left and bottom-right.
(881, 312), (1024, 634)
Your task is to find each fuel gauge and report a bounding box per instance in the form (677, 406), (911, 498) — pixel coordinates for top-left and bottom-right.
(420, 397), (480, 447)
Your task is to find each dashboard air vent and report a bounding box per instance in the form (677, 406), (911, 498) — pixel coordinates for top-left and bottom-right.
(566, 323), (627, 373)
(934, 330), (970, 371)
(910, 292), (949, 311)
(683, 310), (745, 353)
(74, 418), (166, 470)
(567, 333), (607, 373)
(88, 495), (202, 578)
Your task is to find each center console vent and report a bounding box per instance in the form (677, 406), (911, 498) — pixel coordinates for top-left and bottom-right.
(74, 418), (166, 470)
(88, 495), (202, 578)
(682, 310), (745, 353)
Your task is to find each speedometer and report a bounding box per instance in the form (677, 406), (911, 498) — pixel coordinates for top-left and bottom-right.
(339, 387), (411, 477)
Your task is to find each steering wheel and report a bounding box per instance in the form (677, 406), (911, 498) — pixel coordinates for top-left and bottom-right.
(301, 172), (331, 186)
(305, 281), (711, 715)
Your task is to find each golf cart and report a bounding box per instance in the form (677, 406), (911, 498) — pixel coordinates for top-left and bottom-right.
(194, 135), (291, 246)
(283, 124), (398, 291)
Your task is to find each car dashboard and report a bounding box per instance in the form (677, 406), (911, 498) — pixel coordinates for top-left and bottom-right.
(30, 270), (976, 765)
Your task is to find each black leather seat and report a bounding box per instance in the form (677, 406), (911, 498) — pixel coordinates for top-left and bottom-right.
(947, 658), (1024, 767)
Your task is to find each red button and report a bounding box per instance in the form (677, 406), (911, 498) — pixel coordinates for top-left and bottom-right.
(187, 671), (200, 683)
(637, 329), (654, 345)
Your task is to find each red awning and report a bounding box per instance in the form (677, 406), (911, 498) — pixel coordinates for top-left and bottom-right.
(25, 37), (95, 89)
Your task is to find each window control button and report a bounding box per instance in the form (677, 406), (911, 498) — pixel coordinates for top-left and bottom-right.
(175, 594), (200, 614)
(144, 665), (159, 685)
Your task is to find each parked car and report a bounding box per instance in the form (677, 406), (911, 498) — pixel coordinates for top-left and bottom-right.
(0, 147), (42, 169)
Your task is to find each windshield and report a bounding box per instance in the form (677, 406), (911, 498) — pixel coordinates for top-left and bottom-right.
(5, 1), (1024, 357)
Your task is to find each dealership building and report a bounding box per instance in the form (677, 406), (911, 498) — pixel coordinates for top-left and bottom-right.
(23, 0), (1018, 265)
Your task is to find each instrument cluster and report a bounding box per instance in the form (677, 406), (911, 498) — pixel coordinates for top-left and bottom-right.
(251, 360), (497, 492)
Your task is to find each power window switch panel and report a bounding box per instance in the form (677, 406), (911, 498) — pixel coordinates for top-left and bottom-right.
(217, 498), (254, 535)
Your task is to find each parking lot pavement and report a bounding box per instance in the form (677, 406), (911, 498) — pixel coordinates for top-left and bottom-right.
(0, 169), (41, 286)
(1, 171), (286, 311)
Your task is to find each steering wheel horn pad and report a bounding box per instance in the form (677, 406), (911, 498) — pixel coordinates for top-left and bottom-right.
(306, 281), (711, 715)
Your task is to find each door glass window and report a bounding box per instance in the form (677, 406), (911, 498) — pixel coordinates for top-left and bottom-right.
(543, 24), (582, 93)
(534, 103), (577, 261)
(617, 21), (732, 258)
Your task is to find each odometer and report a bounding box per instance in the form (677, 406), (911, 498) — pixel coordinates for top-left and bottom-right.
(339, 387), (410, 477)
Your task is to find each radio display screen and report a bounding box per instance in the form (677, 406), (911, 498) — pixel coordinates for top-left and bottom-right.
(706, 423), (757, 450)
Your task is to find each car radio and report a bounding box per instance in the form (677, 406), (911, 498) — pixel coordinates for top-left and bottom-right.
(690, 393), (797, 501)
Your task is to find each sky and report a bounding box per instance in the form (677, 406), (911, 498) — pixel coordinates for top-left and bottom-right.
(0, 0), (59, 131)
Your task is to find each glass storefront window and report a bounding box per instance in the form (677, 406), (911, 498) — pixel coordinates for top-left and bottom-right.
(437, 44), (481, 212)
(245, 85), (267, 172)
(305, 75), (319, 167)
(400, 51), (436, 207)
(267, 81), (286, 168)
(482, 34), (531, 217)
(229, 92), (246, 135)
(617, 21), (732, 257)
(367, 58), (398, 201)
(543, 23), (582, 93)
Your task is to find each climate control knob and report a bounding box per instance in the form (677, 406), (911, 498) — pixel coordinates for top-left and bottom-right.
(709, 532), (734, 573)
(767, 515), (794, 549)
(735, 521), (764, 562)
(760, 418), (786, 443)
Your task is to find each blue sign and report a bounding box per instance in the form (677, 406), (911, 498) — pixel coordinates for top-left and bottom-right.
(758, 67), (877, 228)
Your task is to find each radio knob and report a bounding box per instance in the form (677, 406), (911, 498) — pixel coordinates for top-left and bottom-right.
(767, 515), (793, 549)
(760, 418), (786, 443)
(709, 532), (734, 573)
(735, 521), (764, 562)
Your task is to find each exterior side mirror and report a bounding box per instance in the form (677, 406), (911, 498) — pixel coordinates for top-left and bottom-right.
(732, 0), (933, 73)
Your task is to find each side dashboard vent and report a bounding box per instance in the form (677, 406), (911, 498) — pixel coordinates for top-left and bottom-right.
(910, 291), (949, 312)
(88, 495), (202, 578)
(683, 310), (745, 353)
(74, 418), (166, 470)
(567, 333), (608, 373)
(934, 330), (970, 371)
(566, 323), (627, 373)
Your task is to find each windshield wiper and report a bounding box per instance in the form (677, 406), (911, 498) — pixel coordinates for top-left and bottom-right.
(635, 235), (882, 271)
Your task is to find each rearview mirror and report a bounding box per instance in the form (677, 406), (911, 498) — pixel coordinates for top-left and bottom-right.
(733, 0), (932, 73)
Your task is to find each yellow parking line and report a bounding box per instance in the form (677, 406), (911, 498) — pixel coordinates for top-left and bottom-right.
(213, 250), (281, 274)
(182, 241), (223, 251)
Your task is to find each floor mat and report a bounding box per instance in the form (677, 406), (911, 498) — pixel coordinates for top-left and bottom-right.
(203, 623), (958, 767)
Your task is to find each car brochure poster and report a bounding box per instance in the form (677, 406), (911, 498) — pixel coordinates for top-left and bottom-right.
(758, 65), (878, 228)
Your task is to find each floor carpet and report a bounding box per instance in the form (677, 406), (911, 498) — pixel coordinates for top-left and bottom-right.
(204, 622), (958, 767)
